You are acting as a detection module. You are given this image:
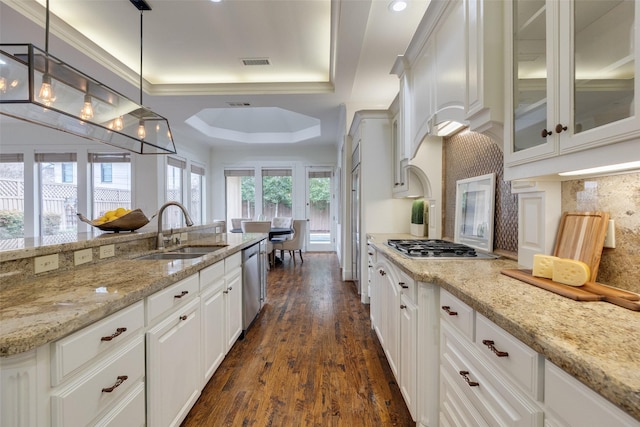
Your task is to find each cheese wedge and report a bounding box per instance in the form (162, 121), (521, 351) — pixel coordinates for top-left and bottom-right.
(552, 258), (591, 287)
(532, 254), (559, 279)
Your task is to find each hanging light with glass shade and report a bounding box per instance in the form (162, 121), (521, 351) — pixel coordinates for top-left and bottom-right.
(0, 0), (176, 155)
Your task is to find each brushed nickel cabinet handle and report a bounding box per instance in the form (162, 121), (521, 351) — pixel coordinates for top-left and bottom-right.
(441, 306), (458, 316)
(101, 327), (127, 341)
(482, 340), (509, 357)
(102, 375), (128, 393)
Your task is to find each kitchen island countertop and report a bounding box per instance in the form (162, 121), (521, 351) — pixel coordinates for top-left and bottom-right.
(368, 233), (640, 422)
(0, 232), (264, 357)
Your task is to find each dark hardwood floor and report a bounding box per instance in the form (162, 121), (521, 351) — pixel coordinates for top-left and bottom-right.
(181, 252), (414, 426)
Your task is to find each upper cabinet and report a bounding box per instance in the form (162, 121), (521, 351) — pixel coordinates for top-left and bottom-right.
(392, 0), (504, 158)
(505, 0), (639, 175)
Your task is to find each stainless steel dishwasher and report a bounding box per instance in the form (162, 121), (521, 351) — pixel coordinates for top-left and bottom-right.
(242, 242), (262, 334)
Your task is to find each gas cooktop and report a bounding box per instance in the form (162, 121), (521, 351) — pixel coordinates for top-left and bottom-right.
(386, 239), (497, 259)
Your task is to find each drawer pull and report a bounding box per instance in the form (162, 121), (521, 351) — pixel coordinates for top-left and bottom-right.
(482, 340), (509, 357)
(541, 128), (552, 138)
(179, 315), (188, 321)
(459, 371), (479, 387)
(441, 306), (458, 316)
(174, 290), (189, 299)
(400, 304), (407, 309)
(100, 327), (127, 342)
(379, 269), (386, 276)
(102, 375), (128, 393)
(399, 282), (409, 289)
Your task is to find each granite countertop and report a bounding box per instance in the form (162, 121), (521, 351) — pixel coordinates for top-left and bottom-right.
(368, 233), (640, 422)
(0, 232), (264, 357)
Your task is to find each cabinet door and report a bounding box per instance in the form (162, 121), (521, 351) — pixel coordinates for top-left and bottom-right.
(385, 268), (401, 380)
(146, 297), (201, 427)
(506, 0), (558, 165)
(558, 0), (639, 153)
(371, 261), (387, 346)
(201, 283), (226, 384)
(399, 294), (417, 420)
(225, 268), (243, 350)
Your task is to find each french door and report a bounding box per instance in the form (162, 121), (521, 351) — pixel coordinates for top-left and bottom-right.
(305, 167), (334, 252)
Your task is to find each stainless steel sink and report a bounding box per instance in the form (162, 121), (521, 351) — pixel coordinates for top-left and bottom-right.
(135, 252), (204, 260)
(172, 246), (227, 254)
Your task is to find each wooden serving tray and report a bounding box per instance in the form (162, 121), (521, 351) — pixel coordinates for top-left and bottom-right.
(501, 269), (640, 311)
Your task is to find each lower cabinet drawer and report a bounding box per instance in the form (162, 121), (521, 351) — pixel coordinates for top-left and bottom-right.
(51, 301), (144, 386)
(51, 336), (145, 427)
(146, 274), (199, 324)
(440, 289), (475, 340)
(544, 361), (640, 427)
(94, 381), (146, 427)
(475, 313), (543, 400)
(440, 322), (543, 427)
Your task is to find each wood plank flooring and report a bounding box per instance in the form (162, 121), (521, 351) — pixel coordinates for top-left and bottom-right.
(181, 252), (414, 427)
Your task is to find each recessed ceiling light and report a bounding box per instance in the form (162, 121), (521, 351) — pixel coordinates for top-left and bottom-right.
(389, 0), (408, 12)
(210, 0), (222, 2)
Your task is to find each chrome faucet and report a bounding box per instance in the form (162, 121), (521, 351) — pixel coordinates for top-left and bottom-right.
(157, 201), (194, 249)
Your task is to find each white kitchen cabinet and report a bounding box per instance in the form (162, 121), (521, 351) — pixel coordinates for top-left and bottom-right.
(416, 282), (439, 427)
(399, 289), (417, 420)
(0, 350), (38, 427)
(200, 260), (226, 384)
(224, 253), (243, 350)
(465, 0), (504, 141)
(51, 336), (145, 427)
(367, 242), (380, 334)
(371, 254), (420, 420)
(146, 276), (201, 427)
(391, 110), (409, 195)
(505, 0), (640, 177)
(544, 361), (640, 427)
(439, 289), (543, 427)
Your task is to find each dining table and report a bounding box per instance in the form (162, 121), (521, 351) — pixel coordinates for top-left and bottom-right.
(230, 227), (293, 241)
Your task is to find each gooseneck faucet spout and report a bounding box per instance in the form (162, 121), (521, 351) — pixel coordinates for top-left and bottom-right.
(157, 201), (194, 249)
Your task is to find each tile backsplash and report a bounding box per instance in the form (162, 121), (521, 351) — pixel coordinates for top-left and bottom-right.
(443, 130), (518, 256)
(562, 172), (640, 293)
(443, 129), (639, 293)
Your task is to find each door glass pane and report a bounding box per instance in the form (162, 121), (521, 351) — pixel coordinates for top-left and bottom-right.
(574, 0), (634, 133)
(38, 155), (77, 238)
(262, 169), (292, 219)
(190, 171), (203, 226)
(0, 155), (25, 246)
(225, 170), (255, 227)
(513, 0), (548, 151)
(308, 171), (331, 246)
(165, 158), (184, 228)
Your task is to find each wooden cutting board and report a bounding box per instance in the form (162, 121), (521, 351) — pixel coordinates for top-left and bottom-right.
(502, 269), (640, 310)
(553, 211), (610, 281)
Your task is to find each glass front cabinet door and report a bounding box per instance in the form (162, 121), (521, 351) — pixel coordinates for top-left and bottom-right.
(506, 0), (639, 168)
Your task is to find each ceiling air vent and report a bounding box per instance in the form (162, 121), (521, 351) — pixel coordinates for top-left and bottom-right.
(241, 58), (270, 66)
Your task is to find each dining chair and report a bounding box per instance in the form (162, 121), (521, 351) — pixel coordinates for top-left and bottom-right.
(272, 219), (306, 263)
(241, 221), (275, 267)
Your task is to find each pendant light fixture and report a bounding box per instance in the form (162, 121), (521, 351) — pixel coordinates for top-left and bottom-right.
(0, 0), (176, 154)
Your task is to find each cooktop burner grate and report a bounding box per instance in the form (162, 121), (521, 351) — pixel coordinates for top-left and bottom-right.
(386, 239), (496, 259)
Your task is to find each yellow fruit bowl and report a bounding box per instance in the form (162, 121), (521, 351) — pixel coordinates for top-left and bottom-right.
(77, 208), (151, 232)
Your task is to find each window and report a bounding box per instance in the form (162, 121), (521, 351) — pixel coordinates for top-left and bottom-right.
(165, 156), (186, 228)
(62, 163), (74, 183)
(90, 153), (131, 219)
(190, 163), (205, 225)
(101, 163), (113, 183)
(225, 169), (255, 224)
(262, 168), (292, 218)
(0, 154), (25, 245)
(36, 153), (78, 237)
